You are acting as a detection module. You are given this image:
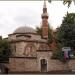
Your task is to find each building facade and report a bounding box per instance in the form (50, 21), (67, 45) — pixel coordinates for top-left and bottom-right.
(3, 0), (75, 73)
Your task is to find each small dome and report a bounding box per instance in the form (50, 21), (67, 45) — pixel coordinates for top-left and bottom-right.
(13, 26), (36, 34)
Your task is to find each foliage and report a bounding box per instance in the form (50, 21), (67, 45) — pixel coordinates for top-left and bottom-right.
(0, 37), (11, 63)
(51, 43), (64, 60)
(48, 25), (53, 44)
(36, 24), (53, 44)
(36, 26), (42, 36)
(52, 48), (70, 63)
(56, 13), (75, 49)
(48, 0), (75, 7)
(52, 49), (64, 60)
(63, 0), (75, 7)
(51, 13), (75, 62)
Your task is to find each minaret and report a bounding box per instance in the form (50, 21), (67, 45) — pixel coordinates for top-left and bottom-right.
(41, 0), (49, 39)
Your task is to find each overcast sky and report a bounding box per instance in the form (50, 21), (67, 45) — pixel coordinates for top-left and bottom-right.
(0, 1), (75, 38)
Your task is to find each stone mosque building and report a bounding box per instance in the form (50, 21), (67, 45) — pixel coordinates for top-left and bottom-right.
(3, 0), (75, 73)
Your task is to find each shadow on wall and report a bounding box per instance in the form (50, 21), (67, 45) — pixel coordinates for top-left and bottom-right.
(0, 63), (9, 74)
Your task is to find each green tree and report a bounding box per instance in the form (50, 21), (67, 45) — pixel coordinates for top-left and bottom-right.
(48, 25), (53, 44)
(36, 26), (42, 36)
(63, 0), (75, 7)
(56, 13), (75, 49)
(48, 0), (75, 7)
(0, 37), (11, 63)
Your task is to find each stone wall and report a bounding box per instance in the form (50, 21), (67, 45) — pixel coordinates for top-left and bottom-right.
(48, 59), (67, 71)
(25, 58), (38, 71)
(68, 60), (75, 71)
(48, 59), (75, 72)
(37, 51), (66, 71)
(8, 51), (75, 73)
(8, 58), (75, 73)
(37, 51), (75, 72)
(9, 57), (38, 73)
(9, 58), (25, 72)
(37, 51), (52, 72)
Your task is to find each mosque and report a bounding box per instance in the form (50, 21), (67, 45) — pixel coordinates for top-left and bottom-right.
(1, 0), (75, 74)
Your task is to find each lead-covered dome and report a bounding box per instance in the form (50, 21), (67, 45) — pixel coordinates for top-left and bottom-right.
(13, 26), (36, 34)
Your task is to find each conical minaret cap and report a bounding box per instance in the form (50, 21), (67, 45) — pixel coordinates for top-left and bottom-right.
(42, 0), (48, 18)
(43, 0), (46, 8)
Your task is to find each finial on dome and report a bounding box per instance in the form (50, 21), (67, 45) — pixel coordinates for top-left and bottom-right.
(43, 0), (46, 8)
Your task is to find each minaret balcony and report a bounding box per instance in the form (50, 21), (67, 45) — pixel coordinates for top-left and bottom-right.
(41, 13), (49, 19)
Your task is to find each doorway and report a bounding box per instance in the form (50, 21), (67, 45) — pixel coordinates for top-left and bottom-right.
(41, 59), (47, 72)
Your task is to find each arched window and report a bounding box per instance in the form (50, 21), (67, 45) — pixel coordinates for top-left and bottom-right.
(24, 43), (36, 57)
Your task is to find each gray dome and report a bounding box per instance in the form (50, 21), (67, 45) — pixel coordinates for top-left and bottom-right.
(13, 26), (36, 34)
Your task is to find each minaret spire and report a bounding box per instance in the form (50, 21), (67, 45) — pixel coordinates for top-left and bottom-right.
(43, 0), (46, 8)
(41, 0), (49, 39)
(43, 0), (47, 13)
